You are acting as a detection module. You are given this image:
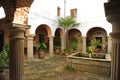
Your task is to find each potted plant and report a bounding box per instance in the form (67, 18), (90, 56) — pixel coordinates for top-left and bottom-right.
(36, 42), (47, 59)
(90, 39), (102, 53)
(54, 45), (61, 55)
(87, 46), (93, 58)
(64, 48), (70, 56)
(0, 44), (9, 79)
(69, 38), (78, 52)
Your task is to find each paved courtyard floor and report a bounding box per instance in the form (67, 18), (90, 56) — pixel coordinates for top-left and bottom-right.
(2, 54), (110, 80)
(24, 55), (110, 80)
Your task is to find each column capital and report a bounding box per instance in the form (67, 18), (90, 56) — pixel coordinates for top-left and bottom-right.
(49, 36), (54, 39)
(110, 32), (120, 39)
(4, 23), (30, 29)
(5, 23), (30, 40)
(107, 36), (112, 39)
(25, 34), (36, 38)
(104, 2), (120, 23)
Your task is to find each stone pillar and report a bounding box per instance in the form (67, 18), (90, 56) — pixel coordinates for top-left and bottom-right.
(49, 36), (54, 56)
(108, 36), (112, 54)
(8, 23), (27, 80)
(104, 1), (120, 80)
(26, 34), (35, 60)
(110, 33), (120, 80)
(61, 37), (64, 53)
(82, 37), (86, 53)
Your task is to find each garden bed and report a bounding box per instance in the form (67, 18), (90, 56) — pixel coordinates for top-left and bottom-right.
(66, 52), (111, 76)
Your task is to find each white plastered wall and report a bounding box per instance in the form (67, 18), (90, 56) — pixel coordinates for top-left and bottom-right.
(28, 0), (112, 37)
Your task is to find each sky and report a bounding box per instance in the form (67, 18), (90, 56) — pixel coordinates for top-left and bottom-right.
(29, 0), (108, 22)
(0, 7), (5, 19)
(0, 0), (108, 20)
(65, 0), (108, 21)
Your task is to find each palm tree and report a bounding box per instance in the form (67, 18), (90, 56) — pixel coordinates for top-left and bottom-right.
(57, 16), (80, 48)
(64, 0), (66, 17)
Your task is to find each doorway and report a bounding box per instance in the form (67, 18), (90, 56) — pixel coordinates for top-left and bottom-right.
(0, 30), (4, 52)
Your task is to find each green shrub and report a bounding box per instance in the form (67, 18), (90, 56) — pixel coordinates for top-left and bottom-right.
(69, 38), (78, 51)
(64, 48), (70, 51)
(36, 42), (47, 51)
(64, 65), (75, 71)
(0, 44), (9, 71)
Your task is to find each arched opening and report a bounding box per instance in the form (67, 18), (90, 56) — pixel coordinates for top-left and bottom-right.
(87, 27), (108, 53)
(0, 30), (4, 52)
(34, 24), (52, 58)
(0, 6), (6, 51)
(54, 28), (63, 46)
(54, 28), (63, 54)
(68, 29), (82, 52)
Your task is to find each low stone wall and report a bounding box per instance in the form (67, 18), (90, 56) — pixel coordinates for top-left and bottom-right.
(66, 53), (111, 76)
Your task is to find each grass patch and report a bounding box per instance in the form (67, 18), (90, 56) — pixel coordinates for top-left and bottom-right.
(64, 65), (75, 72)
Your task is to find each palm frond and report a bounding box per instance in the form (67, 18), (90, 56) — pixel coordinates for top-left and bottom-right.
(57, 16), (80, 29)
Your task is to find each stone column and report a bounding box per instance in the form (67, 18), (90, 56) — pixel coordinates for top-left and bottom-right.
(104, 1), (120, 80)
(26, 34), (35, 60)
(82, 36), (86, 53)
(61, 36), (64, 53)
(110, 32), (120, 80)
(107, 36), (112, 54)
(8, 23), (27, 80)
(49, 36), (54, 56)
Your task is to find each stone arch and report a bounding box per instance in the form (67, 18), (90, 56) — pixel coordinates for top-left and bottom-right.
(34, 24), (52, 52)
(68, 29), (82, 38)
(35, 24), (52, 43)
(86, 27), (108, 53)
(35, 24), (52, 37)
(55, 28), (63, 38)
(0, 1), (15, 23)
(68, 29), (82, 52)
(0, 0), (33, 24)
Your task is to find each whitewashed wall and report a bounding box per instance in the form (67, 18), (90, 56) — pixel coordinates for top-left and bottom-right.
(28, 0), (112, 36)
(28, 0), (61, 35)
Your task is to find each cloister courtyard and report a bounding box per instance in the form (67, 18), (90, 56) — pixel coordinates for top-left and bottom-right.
(0, 0), (120, 80)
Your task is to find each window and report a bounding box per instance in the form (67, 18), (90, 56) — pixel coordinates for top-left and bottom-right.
(71, 8), (77, 18)
(57, 7), (61, 16)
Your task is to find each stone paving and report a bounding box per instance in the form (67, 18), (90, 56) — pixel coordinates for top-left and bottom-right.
(24, 55), (110, 80)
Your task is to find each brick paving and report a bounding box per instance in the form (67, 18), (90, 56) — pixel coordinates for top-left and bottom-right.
(2, 55), (110, 80)
(24, 55), (110, 80)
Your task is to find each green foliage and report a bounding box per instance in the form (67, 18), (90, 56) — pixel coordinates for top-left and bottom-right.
(0, 44), (9, 71)
(64, 65), (75, 71)
(69, 38), (78, 51)
(64, 48), (70, 51)
(57, 16), (80, 49)
(90, 39), (102, 48)
(54, 45), (61, 49)
(36, 42), (47, 51)
(57, 16), (80, 30)
(87, 46), (93, 54)
(77, 53), (85, 57)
